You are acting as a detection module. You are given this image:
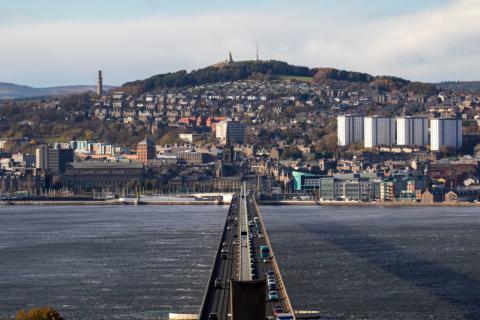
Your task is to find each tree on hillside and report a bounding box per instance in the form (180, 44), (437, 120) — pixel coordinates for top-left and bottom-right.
(280, 146), (303, 160)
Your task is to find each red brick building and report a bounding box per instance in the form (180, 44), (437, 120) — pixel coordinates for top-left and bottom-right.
(137, 137), (155, 164)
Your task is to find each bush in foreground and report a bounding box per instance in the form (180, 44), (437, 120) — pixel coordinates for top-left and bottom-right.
(16, 307), (64, 320)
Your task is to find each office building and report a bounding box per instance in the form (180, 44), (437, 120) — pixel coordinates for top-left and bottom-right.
(35, 146), (74, 173)
(35, 145), (49, 170)
(364, 116), (395, 148)
(430, 118), (463, 151)
(337, 115), (364, 146)
(216, 120), (246, 145)
(396, 116), (428, 146)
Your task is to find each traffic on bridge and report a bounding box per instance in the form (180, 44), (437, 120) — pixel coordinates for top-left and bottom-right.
(198, 186), (295, 320)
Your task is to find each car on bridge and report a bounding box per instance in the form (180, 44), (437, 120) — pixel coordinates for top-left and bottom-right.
(260, 245), (270, 259)
(268, 278), (276, 286)
(268, 290), (279, 301)
(273, 305), (283, 315)
(208, 313), (219, 320)
(214, 278), (222, 288)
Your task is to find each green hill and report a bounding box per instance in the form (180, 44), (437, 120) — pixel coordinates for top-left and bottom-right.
(120, 60), (313, 95)
(120, 60), (437, 96)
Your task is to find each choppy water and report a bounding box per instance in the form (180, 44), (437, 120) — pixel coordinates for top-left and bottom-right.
(0, 206), (226, 319)
(1, 205), (480, 319)
(262, 206), (480, 320)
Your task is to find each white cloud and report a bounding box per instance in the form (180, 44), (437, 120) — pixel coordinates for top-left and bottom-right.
(1, 0), (480, 86)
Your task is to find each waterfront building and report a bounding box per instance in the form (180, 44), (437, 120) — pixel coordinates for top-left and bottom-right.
(63, 162), (144, 191)
(292, 170), (318, 193)
(337, 115), (364, 146)
(364, 116), (395, 148)
(430, 118), (463, 151)
(396, 116), (428, 146)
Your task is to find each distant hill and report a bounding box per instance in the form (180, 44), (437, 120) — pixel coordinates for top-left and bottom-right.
(121, 60), (313, 95)
(120, 60), (438, 96)
(438, 81), (480, 94)
(0, 82), (116, 100)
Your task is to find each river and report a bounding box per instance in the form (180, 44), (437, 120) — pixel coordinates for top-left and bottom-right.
(0, 205), (479, 319)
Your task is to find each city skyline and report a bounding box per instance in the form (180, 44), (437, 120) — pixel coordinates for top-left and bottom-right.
(1, 0), (480, 87)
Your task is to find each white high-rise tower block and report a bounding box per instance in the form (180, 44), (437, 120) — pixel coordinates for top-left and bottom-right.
(337, 115), (364, 146)
(396, 116), (428, 146)
(364, 116), (395, 148)
(430, 118), (462, 151)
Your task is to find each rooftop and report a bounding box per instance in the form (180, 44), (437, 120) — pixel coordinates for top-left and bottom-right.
(68, 162), (144, 169)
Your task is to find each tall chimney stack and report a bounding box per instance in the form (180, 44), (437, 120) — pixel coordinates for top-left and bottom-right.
(96, 70), (103, 95)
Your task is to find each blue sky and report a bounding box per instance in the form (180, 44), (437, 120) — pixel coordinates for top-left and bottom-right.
(0, 0), (450, 23)
(1, 0), (477, 87)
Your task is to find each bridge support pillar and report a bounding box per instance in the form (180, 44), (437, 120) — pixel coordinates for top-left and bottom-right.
(230, 280), (266, 320)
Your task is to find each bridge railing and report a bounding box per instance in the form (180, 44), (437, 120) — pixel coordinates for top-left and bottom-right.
(252, 196), (296, 319)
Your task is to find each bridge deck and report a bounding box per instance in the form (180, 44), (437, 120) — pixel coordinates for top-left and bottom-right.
(198, 189), (295, 320)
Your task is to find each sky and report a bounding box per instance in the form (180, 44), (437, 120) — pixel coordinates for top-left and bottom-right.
(0, 0), (479, 87)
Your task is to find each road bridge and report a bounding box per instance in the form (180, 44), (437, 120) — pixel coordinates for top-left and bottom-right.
(198, 187), (295, 320)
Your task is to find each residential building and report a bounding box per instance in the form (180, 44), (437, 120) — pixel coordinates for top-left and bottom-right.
(430, 118), (463, 151)
(137, 137), (155, 163)
(364, 116), (395, 148)
(337, 115), (364, 146)
(396, 116), (428, 146)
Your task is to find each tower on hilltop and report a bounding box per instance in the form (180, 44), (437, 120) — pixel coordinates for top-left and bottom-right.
(96, 70), (103, 95)
(228, 52), (234, 64)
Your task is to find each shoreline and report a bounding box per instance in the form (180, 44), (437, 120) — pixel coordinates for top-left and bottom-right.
(2, 199), (480, 207)
(1, 200), (229, 206)
(259, 200), (480, 207)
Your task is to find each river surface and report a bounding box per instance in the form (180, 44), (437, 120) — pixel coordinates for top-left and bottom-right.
(0, 205), (480, 319)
